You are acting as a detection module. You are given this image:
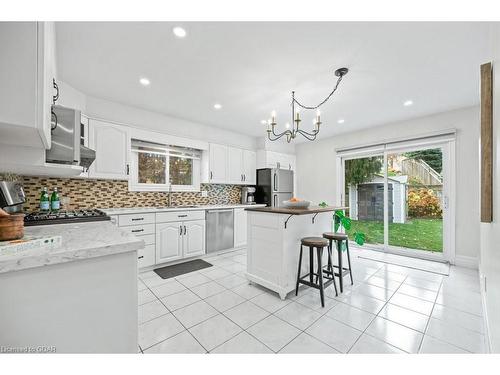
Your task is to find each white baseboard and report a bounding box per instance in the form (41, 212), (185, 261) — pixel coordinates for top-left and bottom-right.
(479, 265), (492, 353)
(453, 255), (478, 269)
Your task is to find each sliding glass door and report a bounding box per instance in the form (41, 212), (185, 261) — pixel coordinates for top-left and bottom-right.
(339, 138), (454, 262)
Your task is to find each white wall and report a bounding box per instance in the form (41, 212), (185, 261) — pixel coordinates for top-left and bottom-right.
(256, 136), (296, 154)
(55, 80), (257, 150)
(84, 96), (257, 150)
(479, 24), (500, 353)
(296, 106), (480, 260)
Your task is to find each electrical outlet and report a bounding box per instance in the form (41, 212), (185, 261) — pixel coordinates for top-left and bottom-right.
(201, 191), (208, 198)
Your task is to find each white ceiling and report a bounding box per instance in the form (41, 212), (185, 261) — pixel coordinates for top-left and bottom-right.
(56, 22), (491, 141)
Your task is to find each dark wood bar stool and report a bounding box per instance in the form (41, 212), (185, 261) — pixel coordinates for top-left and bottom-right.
(295, 237), (338, 307)
(322, 232), (353, 293)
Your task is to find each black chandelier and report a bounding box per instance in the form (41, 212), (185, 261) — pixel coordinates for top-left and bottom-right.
(266, 67), (348, 143)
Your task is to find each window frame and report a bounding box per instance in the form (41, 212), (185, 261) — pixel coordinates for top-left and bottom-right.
(129, 143), (201, 192)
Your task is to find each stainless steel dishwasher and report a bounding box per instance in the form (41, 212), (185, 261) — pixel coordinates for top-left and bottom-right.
(206, 209), (234, 253)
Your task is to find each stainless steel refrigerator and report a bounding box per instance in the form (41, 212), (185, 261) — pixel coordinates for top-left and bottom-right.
(255, 168), (294, 208)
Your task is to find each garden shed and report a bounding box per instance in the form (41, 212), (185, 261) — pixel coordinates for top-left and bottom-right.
(348, 175), (408, 224)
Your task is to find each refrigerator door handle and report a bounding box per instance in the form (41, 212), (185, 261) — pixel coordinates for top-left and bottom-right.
(273, 194), (277, 207)
(273, 172), (278, 191)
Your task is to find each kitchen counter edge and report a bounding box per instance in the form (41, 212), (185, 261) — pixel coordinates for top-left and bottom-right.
(0, 221), (144, 275)
(100, 204), (266, 216)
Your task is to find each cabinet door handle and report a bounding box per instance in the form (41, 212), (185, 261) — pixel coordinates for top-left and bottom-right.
(179, 225), (183, 235)
(289, 163), (291, 170)
(210, 171), (213, 180)
(131, 229), (144, 233)
(183, 225), (187, 235)
(132, 217), (144, 221)
(126, 164), (130, 175)
(244, 174), (246, 181)
(138, 256), (144, 259)
(177, 214), (188, 218)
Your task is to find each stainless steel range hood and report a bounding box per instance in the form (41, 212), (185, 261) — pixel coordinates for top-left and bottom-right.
(46, 105), (96, 169)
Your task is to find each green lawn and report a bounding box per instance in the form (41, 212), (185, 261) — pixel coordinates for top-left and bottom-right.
(345, 219), (443, 252)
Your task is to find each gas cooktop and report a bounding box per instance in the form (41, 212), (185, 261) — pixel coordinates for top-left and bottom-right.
(24, 209), (110, 226)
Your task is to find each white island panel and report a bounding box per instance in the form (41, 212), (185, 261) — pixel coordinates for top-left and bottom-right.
(246, 210), (334, 300)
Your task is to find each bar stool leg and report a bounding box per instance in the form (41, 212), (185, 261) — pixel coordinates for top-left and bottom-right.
(295, 244), (303, 296)
(345, 240), (353, 285)
(327, 245), (338, 296)
(316, 247), (325, 307)
(336, 239), (344, 293)
(309, 246), (314, 284)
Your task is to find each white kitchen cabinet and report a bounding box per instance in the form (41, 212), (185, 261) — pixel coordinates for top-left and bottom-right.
(0, 22), (56, 149)
(88, 119), (130, 180)
(233, 208), (248, 248)
(156, 222), (183, 263)
(257, 150), (295, 170)
(156, 219), (206, 263)
(209, 143), (256, 185)
(228, 147), (244, 184)
(209, 143), (228, 183)
(183, 220), (206, 257)
(243, 150), (257, 184)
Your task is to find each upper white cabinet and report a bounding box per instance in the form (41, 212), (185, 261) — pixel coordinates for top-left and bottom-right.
(209, 143), (257, 185)
(0, 22), (56, 149)
(88, 119), (130, 180)
(257, 150), (296, 171)
(243, 150), (257, 184)
(209, 143), (228, 183)
(228, 147), (244, 184)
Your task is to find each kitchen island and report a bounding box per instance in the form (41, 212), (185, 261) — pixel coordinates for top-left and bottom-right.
(0, 222), (144, 353)
(244, 206), (347, 299)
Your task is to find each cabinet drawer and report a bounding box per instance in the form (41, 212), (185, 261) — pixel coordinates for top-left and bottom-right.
(139, 234), (155, 245)
(119, 212), (155, 226)
(138, 244), (155, 268)
(156, 210), (205, 223)
(121, 224), (155, 236)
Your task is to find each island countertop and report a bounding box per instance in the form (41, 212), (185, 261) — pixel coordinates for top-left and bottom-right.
(245, 205), (348, 215)
(0, 221), (144, 274)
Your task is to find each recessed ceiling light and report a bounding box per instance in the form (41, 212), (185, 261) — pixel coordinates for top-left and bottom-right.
(173, 27), (187, 38)
(403, 100), (413, 107)
(337, 118), (345, 124)
(213, 103), (222, 110)
(139, 77), (150, 86)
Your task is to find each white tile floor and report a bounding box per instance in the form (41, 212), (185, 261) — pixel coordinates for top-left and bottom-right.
(138, 247), (487, 354)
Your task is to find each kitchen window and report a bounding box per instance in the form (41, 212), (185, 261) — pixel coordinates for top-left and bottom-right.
(129, 139), (201, 192)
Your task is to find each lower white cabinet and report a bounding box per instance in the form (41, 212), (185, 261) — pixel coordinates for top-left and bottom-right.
(156, 222), (183, 263)
(183, 220), (206, 257)
(233, 208), (247, 248)
(156, 219), (206, 264)
(138, 244), (156, 268)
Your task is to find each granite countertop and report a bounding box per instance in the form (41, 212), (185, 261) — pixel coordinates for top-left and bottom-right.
(0, 222), (144, 275)
(245, 206), (348, 215)
(100, 203), (266, 216)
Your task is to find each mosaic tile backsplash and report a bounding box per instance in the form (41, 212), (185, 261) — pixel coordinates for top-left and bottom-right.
(20, 176), (242, 212)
